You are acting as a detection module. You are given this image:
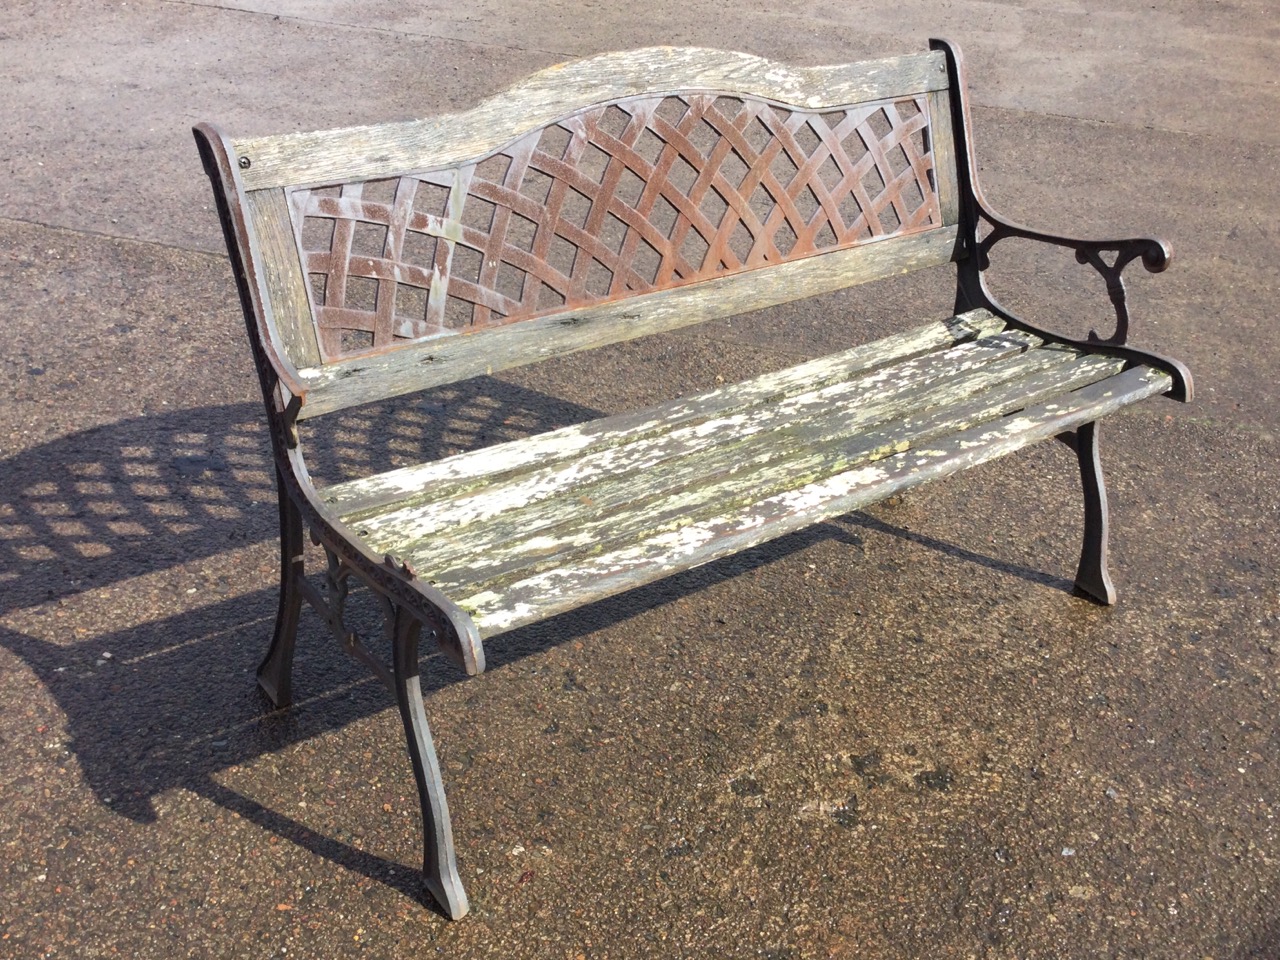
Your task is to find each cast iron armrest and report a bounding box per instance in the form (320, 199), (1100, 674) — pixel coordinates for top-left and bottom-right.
(929, 37), (1191, 402)
(280, 437), (487, 679)
(972, 201), (1171, 348)
(958, 200), (1191, 402)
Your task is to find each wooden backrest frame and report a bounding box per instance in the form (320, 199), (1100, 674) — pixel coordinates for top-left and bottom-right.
(198, 45), (965, 420)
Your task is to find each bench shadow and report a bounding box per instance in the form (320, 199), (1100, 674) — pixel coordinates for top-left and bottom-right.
(0, 377), (622, 612)
(843, 512), (1077, 595)
(0, 516), (863, 901)
(0, 380), (597, 906)
(2, 375), (1082, 905)
(0, 381), (876, 906)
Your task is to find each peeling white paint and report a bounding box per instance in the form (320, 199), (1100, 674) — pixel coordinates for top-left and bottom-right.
(324, 310), (1005, 513)
(457, 362), (1167, 633)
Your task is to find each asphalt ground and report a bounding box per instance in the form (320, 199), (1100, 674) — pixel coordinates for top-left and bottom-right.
(1, 2), (1278, 957)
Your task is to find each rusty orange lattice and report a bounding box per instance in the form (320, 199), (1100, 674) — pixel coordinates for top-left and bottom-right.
(291, 93), (941, 361)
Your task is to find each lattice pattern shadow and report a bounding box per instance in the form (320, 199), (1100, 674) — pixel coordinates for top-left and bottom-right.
(291, 93), (941, 361)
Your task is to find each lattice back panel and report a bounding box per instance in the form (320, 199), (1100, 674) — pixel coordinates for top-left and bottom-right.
(290, 92), (942, 362)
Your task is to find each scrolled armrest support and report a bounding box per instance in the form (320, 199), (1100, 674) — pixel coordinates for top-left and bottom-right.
(930, 36), (1191, 402)
(973, 205), (1172, 346)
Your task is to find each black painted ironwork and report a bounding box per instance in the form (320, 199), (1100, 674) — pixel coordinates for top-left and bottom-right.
(1056, 422), (1115, 604)
(931, 38), (1193, 404)
(256, 467), (306, 707)
(930, 37), (1191, 607)
(195, 124), (477, 917)
(390, 602), (470, 919)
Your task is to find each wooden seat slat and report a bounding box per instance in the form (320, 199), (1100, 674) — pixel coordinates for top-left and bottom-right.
(322, 309), (1005, 519)
(346, 324), (1045, 549)
(366, 335), (1075, 576)
(360, 337), (1080, 578)
(458, 364), (1171, 635)
(414, 350), (1119, 603)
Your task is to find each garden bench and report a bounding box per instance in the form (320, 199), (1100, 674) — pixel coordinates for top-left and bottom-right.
(195, 39), (1191, 919)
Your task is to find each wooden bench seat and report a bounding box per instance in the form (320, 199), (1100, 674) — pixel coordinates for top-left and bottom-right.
(321, 310), (1168, 637)
(196, 39), (1191, 920)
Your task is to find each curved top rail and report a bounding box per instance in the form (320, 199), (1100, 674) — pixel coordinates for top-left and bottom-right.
(234, 46), (948, 191)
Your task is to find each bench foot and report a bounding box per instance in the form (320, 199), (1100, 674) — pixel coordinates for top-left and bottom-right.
(258, 469), (305, 708)
(1065, 421), (1116, 605)
(391, 605), (470, 920)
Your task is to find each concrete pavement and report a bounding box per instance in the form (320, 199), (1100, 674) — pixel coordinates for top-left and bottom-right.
(1, 2), (1277, 956)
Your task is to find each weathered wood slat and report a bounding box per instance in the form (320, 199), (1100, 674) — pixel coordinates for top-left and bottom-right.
(393, 350), (1119, 587)
(410, 352), (1113, 590)
(322, 309), (1004, 518)
(352, 329), (1046, 546)
(381, 345), (1077, 573)
(460, 365), (1172, 635)
(246, 189), (322, 368)
(295, 226), (961, 417)
(926, 88), (960, 227)
(235, 49), (949, 191)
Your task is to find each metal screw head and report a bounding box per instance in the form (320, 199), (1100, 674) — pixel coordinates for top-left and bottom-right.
(238, 156), (251, 169)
